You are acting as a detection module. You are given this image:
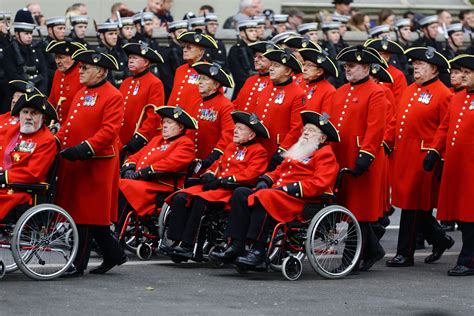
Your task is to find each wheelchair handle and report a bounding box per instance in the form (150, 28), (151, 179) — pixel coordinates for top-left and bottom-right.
(334, 168), (354, 193)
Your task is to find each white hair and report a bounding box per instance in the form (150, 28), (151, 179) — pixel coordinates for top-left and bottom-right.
(239, 0), (254, 10)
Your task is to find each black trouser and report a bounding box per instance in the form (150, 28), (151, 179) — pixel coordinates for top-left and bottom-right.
(115, 191), (130, 234)
(359, 222), (385, 263)
(167, 193), (208, 245)
(457, 222), (474, 267)
(74, 224), (125, 272)
(397, 209), (450, 258)
(225, 187), (271, 244)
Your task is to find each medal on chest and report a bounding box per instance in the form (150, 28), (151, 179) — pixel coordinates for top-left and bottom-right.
(13, 153), (21, 162)
(469, 99), (474, 111)
(307, 88), (315, 100)
(159, 143), (170, 151)
(235, 147), (247, 161)
(257, 81), (267, 92)
(418, 91), (432, 105)
(83, 93), (98, 106)
(199, 108), (218, 122)
(10, 117), (19, 125)
(274, 90), (285, 104)
(188, 73), (200, 84)
(15, 139), (37, 153)
(132, 81), (140, 96)
(301, 156), (312, 164)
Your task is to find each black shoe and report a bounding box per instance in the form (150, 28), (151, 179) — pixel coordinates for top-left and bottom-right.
(60, 265), (84, 278)
(209, 244), (245, 264)
(425, 235), (455, 264)
(159, 242), (178, 255)
(89, 256), (127, 274)
(172, 245), (194, 258)
(360, 249), (386, 272)
(386, 254), (414, 267)
(447, 265), (474, 276)
(234, 248), (266, 268)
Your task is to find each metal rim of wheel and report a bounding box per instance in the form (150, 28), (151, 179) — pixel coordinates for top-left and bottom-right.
(0, 228), (19, 274)
(282, 256), (303, 281)
(11, 204), (79, 280)
(157, 203), (176, 253)
(0, 260), (5, 279)
(122, 211), (143, 254)
(268, 229), (286, 272)
(136, 243), (152, 260)
(305, 205), (362, 279)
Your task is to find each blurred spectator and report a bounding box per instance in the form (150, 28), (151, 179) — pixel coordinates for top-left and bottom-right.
(287, 9), (304, 31)
(223, 0), (260, 30)
(333, 0), (352, 17)
(437, 9), (452, 34)
(157, 0), (174, 26)
(403, 11), (415, 20)
(199, 5), (214, 16)
(459, 10), (474, 33)
(378, 9), (395, 27)
(271, 14), (288, 37)
(72, 3), (88, 16)
(348, 13), (370, 32)
(108, 2), (128, 22)
(145, 0), (162, 16)
(446, 23), (464, 58)
(350, 7), (360, 17)
(27, 2), (43, 25)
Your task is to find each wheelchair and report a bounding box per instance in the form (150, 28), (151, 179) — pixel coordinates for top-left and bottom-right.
(0, 155), (79, 280)
(233, 168), (362, 281)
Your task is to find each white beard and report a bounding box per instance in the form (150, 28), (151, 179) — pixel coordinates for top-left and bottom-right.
(20, 122), (42, 134)
(283, 137), (320, 161)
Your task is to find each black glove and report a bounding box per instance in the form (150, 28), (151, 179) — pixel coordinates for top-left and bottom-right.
(123, 170), (139, 180)
(60, 142), (93, 161)
(123, 134), (147, 154)
(273, 186), (285, 192)
(383, 142), (392, 156)
(353, 151), (374, 177)
(201, 150), (222, 170)
(203, 179), (221, 191)
(220, 178), (235, 189)
(423, 150), (440, 172)
(200, 172), (216, 184)
(268, 150), (284, 171)
(120, 164), (135, 177)
(255, 181), (269, 191)
(137, 166), (154, 179)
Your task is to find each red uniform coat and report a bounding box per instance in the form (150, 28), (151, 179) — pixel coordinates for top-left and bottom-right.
(431, 89), (474, 221)
(188, 92), (234, 160)
(0, 125), (56, 220)
(48, 63), (82, 124)
(380, 84), (396, 212)
(233, 73), (271, 112)
(293, 73), (306, 91)
(328, 78), (388, 222)
(382, 64), (408, 111)
(119, 71), (165, 146)
(248, 145), (339, 223)
(303, 79), (335, 113)
(119, 134), (195, 216)
(254, 78), (306, 158)
(168, 141), (268, 208)
(167, 63), (201, 112)
(55, 80), (124, 225)
(391, 78), (452, 211)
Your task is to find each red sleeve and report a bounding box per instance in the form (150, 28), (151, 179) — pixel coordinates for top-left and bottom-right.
(360, 88), (387, 158)
(431, 106), (450, 157)
(279, 91), (305, 150)
(124, 139), (151, 166)
(136, 80), (165, 141)
(383, 88), (396, 149)
(214, 102), (235, 154)
(233, 147), (268, 183)
(150, 138), (195, 172)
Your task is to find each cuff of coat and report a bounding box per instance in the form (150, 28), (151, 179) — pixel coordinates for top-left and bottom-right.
(261, 174), (274, 186)
(283, 181), (303, 198)
(359, 150), (375, 159)
(84, 140), (96, 156)
(139, 166), (155, 177)
(135, 132), (149, 143)
(122, 162), (136, 171)
(225, 175), (236, 182)
(277, 147), (287, 154)
(0, 171), (7, 185)
(213, 148), (224, 155)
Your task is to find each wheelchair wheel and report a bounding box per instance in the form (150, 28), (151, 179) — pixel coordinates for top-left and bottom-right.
(121, 211), (143, 254)
(305, 205), (361, 279)
(0, 226), (18, 274)
(11, 204), (79, 280)
(268, 229), (286, 272)
(282, 255), (303, 281)
(136, 243), (152, 260)
(0, 260), (5, 279)
(157, 203), (175, 253)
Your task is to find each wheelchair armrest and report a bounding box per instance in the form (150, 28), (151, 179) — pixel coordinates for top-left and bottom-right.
(315, 193), (336, 201)
(6, 182), (49, 192)
(149, 171), (186, 179)
(224, 182), (252, 189)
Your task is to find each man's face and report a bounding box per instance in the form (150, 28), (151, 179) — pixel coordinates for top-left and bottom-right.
(0, 20), (7, 34)
(424, 23), (439, 39)
(198, 74), (219, 97)
(412, 60), (438, 83)
(20, 107), (43, 134)
(326, 29), (340, 44)
(144, 20), (154, 36)
(301, 123), (325, 143)
(10, 92), (23, 110)
(121, 25), (134, 40)
(461, 67), (474, 88)
(162, 117), (183, 139)
(79, 63), (103, 86)
(49, 25), (66, 40)
(162, 0), (172, 11)
(465, 12), (474, 28)
(339, 23), (347, 36)
(399, 26), (412, 41)
(302, 60), (324, 82)
(344, 62), (369, 83)
(335, 4), (351, 15)
(206, 21), (218, 35)
(450, 68), (463, 87)
(269, 61), (291, 83)
(182, 43), (204, 63)
(450, 31), (464, 47)
(74, 23), (87, 39)
(379, 51), (391, 63)
(254, 52), (271, 73)
(256, 25), (265, 39)
(233, 122), (255, 144)
(54, 54), (74, 73)
(101, 30), (118, 46)
(147, 0), (162, 13)
(28, 4), (41, 17)
(305, 31), (318, 42)
(438, 11), (452, 26)
(17, 31), (33, 45)
(77, 4), (88, 15)
(128, 54), (150, 73)
(241, 28), (258, 43)
(274, 23), (286, 34)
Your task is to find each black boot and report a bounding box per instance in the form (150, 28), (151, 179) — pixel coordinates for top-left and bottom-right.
(209, 240), (245, 264)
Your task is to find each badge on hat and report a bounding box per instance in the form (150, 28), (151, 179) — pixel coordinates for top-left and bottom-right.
(140, 42), (149, 55)
(425, 47), (436, 60)
(249, 113), (259, 125)
(92, 53), (101, 63)
(173, 106), (183, 118)
(320, 112), (330, 126)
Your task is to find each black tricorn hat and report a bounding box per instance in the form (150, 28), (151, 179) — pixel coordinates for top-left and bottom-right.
(46, 40), (86, 56)
(263, 49), (303, 73)
(122, 42), (164, 64)
(11, 93), (58, 122)
(156, 105), (198, 130)
(192, 62), (234, 88)
(299, 48), (338, 77)
(300, 111), (340, 142)
(336, 45), (386, 66)
(370, 64), (393, 83)
(231, 111), (270, 139)
(72, 49), (119, 70)
(248, 41), (280, 54)
(177, 31), (218, 49)
(450, 54), (474, 70)
(364, 38), (404, 55)
(284, 36), (322, 51)
(404, 46), (450, 69)
(8, 79), (43, 94)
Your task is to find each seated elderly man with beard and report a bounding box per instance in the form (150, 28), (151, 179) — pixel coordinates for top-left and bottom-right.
(0, 93), (58, 222)
(210, 111), (340, 267)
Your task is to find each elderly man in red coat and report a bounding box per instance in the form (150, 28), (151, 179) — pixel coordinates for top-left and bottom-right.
(0, 93), (57, 221)
(424, 54), (474, 276)
(55, 49), (126, 278)
(119, 42), (165, 154)
(118, 106), (197, 220)
(387, 47), (455, 268)
(163, 112), (269, 259)
(46, 40), (85, 124)
(328, 46), (388, 271)
(210, 111), (339, 267)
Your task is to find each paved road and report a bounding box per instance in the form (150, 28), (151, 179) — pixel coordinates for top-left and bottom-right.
(1, 210), (473, 315)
